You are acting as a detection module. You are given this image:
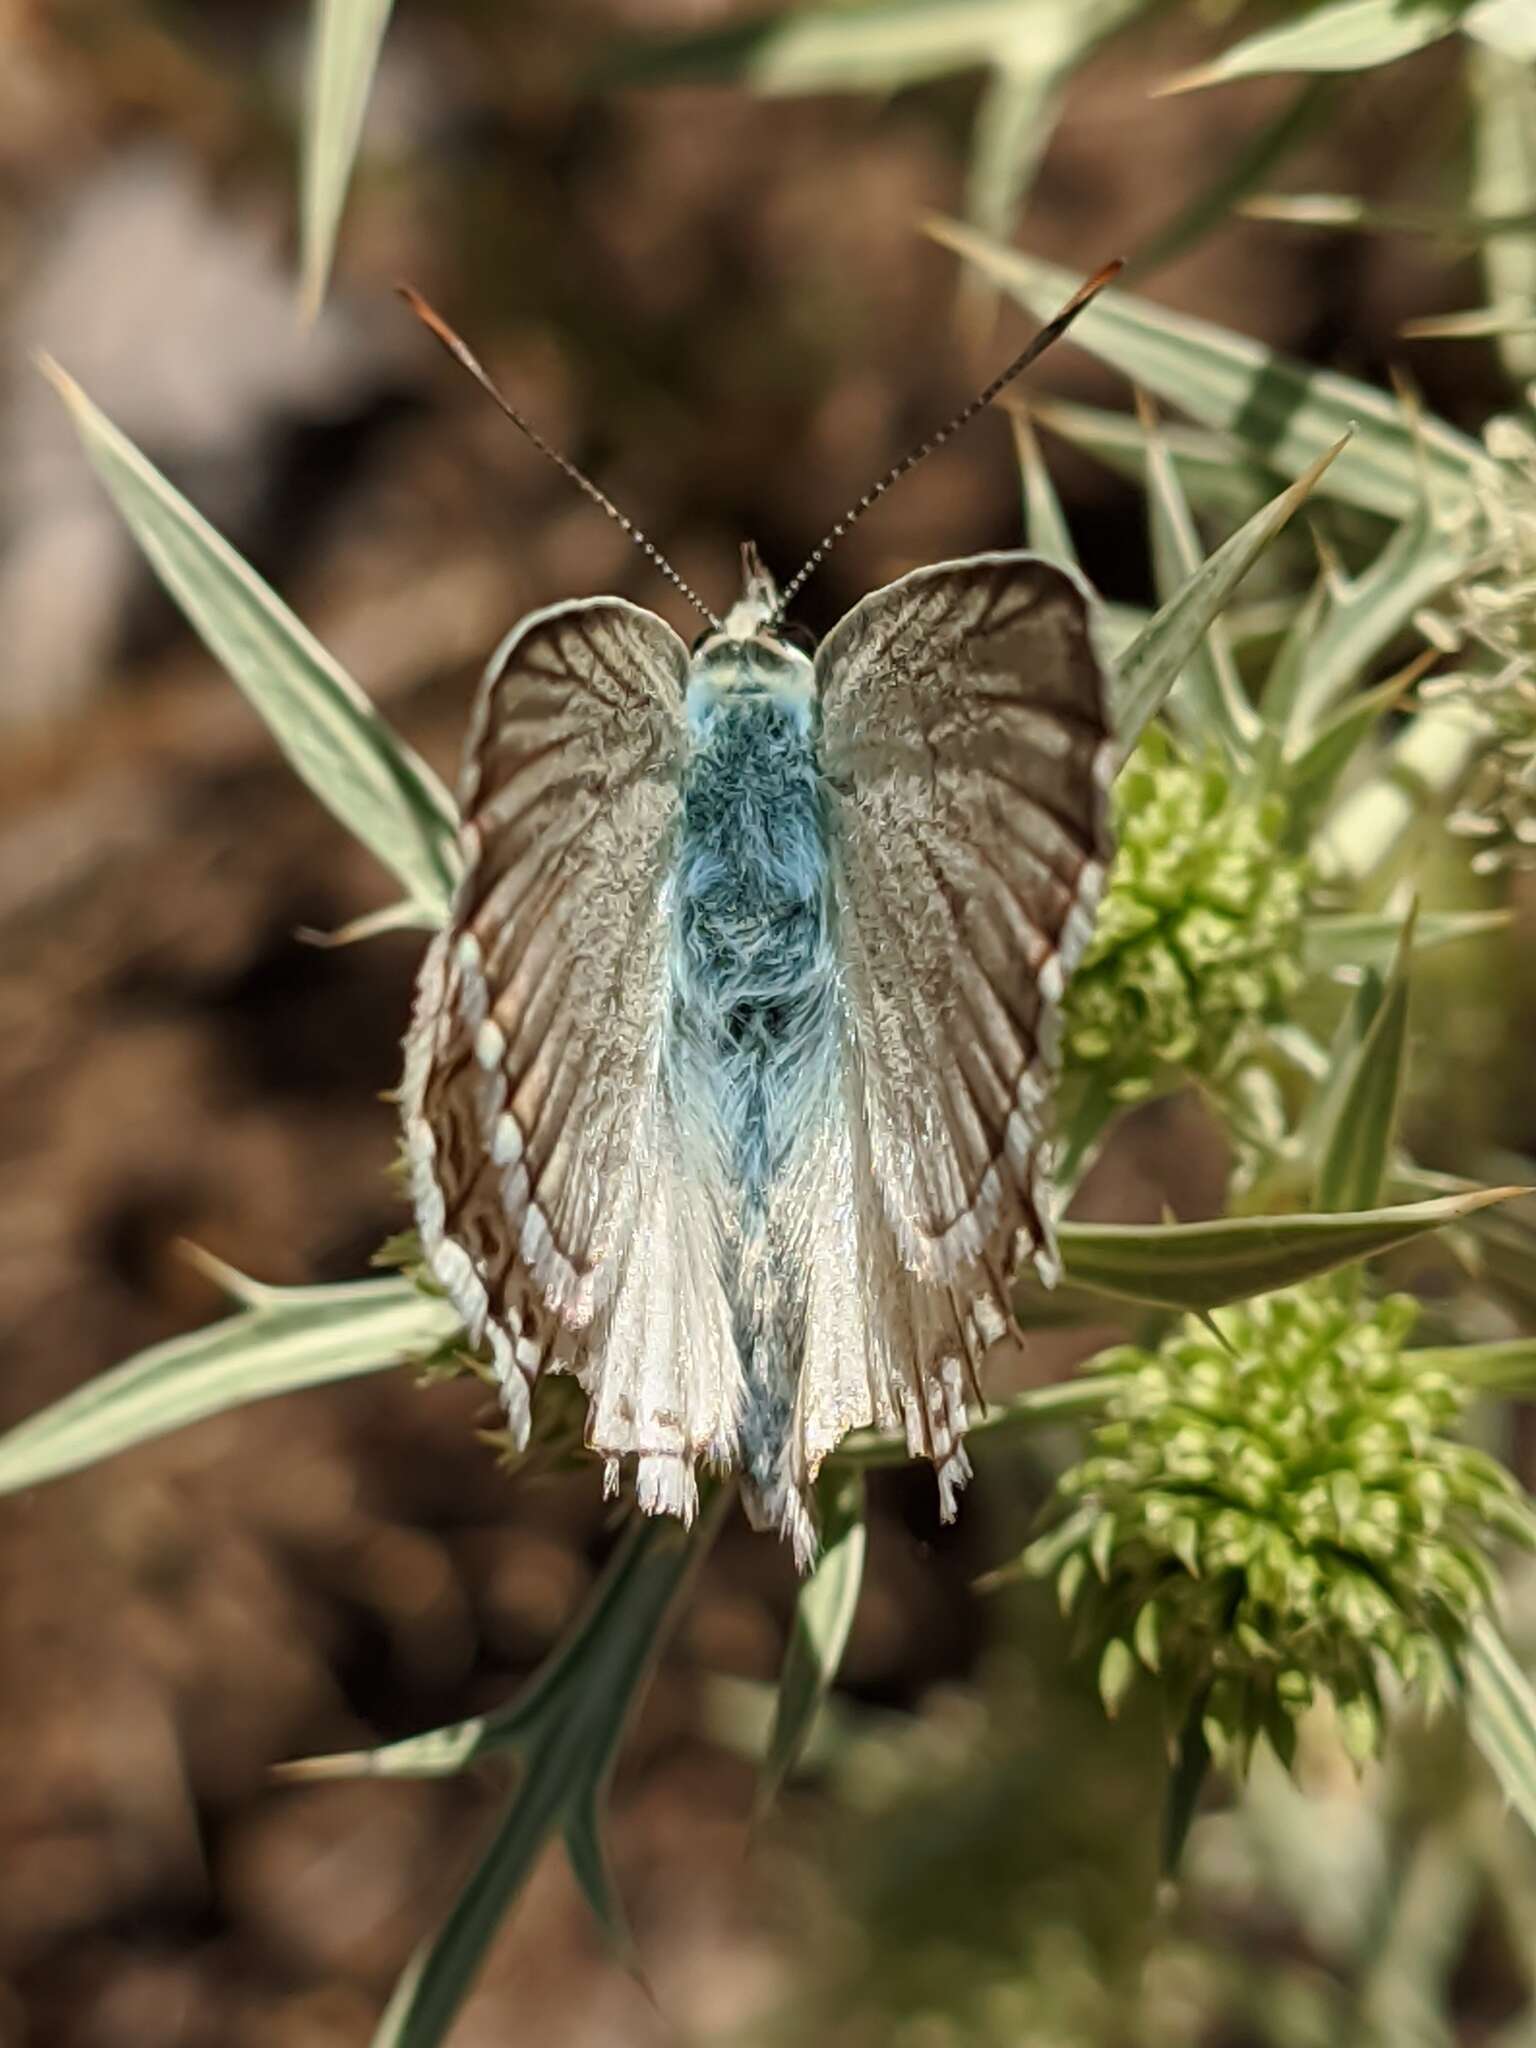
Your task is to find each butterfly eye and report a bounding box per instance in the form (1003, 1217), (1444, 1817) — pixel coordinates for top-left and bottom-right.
(779, 621), (818, 656)
(690, 625), (715, 653)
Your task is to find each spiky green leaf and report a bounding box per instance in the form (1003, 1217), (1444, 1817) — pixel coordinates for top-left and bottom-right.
(0, 1272), (457, 1496)
(1302, 908), (1509, 974)
(1012, 410), (1081, 570)
(1161, 0), (1461, 95)
(300, 0), (396, 312)
(1243, 191), (1536, 238)
(930, 224), (1483, 516)
(1410, 1340), (1536, 1395)
(1317, 702), (1495, 882)
(1271, 506), (1462, 750)
(759, 1470), (868, 1812)
(1468, 1617), (1536, 1849)
(1470, 40), (1536, 379)
(1114, 437), (1347, 755)
(337, 1510), (717, 2043)
(606, 0), (1051, 93)
(1316, 912), (1413, 1212)
(40, 360), (458, 923)
(1055, 1188), (1527, 1312)
(1031, 397), (1280, 519)
(1139, 394), (1262, 760)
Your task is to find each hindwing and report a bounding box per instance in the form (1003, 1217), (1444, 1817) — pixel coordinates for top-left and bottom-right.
(791, 553), (1112, 1507)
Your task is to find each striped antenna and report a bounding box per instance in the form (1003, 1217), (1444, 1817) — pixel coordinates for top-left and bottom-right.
(771, 259), (1123, 623)
(399, 286), (722, 631)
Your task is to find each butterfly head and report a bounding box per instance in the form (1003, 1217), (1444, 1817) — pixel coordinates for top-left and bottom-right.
(692, 540), (815, 684)
(718, 538), (780, 637)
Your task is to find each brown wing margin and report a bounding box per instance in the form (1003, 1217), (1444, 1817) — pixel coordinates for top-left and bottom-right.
(816, 551), (1113, 1289)
(401, 597), (690, 1439)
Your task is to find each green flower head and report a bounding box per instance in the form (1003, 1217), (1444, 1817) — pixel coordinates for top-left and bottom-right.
(1031, 1281), (1536, 1768)
(1421, 396), (1536, 871)
(1063, 732), (1307, 1102)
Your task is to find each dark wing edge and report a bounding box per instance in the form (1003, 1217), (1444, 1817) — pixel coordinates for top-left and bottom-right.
(400, 596), (692, 1450)
(805, 552), (1113, 1509)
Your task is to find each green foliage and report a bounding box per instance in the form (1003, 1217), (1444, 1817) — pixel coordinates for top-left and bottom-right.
(931, 222), (1484, 516)
(26, 17), (1536, 2029)
(37, 356), (457, 928)
(1110, 432), (1347, 756)
(33, 258), (1536, 2020)
(281, 1509), (720, 2046)
(1469, 41), (1536, 380)
(595, 0), (1534, 274)
(300, 0), (396, 313)
(1057, 1193), (1529, 1309)
(1467, 1614), (1536, 1841)
(602, 0), (1142, 246)
(760, 1469), (869, 1812)
(0, 1262), (460, 1495)
(1160, 0), (1466, 95)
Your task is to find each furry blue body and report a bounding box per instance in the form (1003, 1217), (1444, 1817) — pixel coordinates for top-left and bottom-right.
(668, 642), (838, 1510)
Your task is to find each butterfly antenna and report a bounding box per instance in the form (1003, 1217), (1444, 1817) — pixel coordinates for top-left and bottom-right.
(772, 259), (1123, 623)
(398, 285), (723, 630)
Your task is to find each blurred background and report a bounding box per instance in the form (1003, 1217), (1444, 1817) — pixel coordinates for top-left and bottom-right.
(0, 3), (1530, 2044)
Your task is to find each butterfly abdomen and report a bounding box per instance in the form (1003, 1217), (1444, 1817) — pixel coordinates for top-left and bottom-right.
(670, 652), (838, 1553)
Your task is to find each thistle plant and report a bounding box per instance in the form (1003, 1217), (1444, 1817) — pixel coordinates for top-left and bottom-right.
(1032, 1281), (1536, 1769)
(19, 258), (1536, 2036)
(9, 14), (1536, 2039)
(1422, 398), (1536, 871)
(1064, 732), (1308, 1102)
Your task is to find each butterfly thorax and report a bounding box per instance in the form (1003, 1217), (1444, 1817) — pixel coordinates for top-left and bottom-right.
(667, 634), (837, 1534)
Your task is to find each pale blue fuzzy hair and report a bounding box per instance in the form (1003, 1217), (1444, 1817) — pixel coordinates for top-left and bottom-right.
(665, 642), (840, 1513)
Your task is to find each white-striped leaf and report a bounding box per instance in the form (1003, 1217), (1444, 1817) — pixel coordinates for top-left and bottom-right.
(1468, 1616), (1536, 1847)
(609, 0), (1031, 93)
(1302, 908), (1510, 974)
(1057, 1188), (1528, 1311)
(1269, 505), (1462, 749)
(300, 0), (396, 312)
(42, 358), (459, 925)
(1114, 437), (1347, 757)
(1162, 0), (1462, 95)
(1470, 41), (1536, 379)
(1465, 0), (1536, 58)
(1139, 395), (1263, 761)
(759, 1469), (867, 1811)
(1031, 397), (1281, 519)
(0, 1270), (459, 1494)
(1315, 912), (1412, 1214)
(929, 221), (1483, 518)
(293, 1509), (719, 2047)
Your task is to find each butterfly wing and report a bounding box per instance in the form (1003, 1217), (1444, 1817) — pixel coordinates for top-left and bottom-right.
(401, 598), (739, 1518)
(798, 552), (1112, 1503)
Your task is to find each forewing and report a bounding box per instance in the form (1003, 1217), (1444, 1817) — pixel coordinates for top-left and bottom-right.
(401, 598), (692, 1444)
(817, 552), (1112, 1292)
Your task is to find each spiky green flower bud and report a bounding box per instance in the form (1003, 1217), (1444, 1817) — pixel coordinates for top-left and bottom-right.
(1063, 732), (1307, 1102)
(1030, 1281), (1536, 1767)
(1420, 399), (1536, 871)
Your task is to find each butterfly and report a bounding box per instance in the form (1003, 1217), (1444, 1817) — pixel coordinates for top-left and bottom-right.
(399, 272), (1117, 1568)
